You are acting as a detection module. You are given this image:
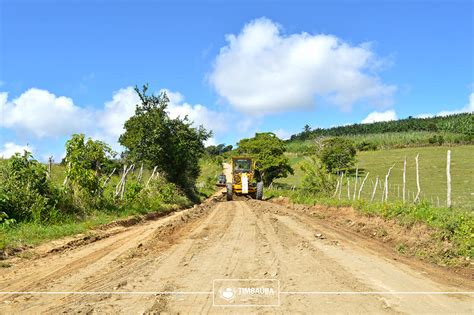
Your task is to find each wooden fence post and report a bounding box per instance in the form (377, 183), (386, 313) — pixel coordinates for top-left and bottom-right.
(333, 178), (340, 198)
(371, 176), (379, 202)
(383, 164), (395, 202)
(146, 166), (158, 187)
(358, 172), (369, 200)
(353, 167), (358, 200)
(137, 163), (144, 182)
(446, 150), (452, 208)
(47, 156), (53, 180)
(414, 154), (421, 202)
(102, 168), (116, 188)
(120, 164), (134, 200)
(338, 172), (345, 200)
(115, 165), (127, 197)
(403, 156), (406, 203)
(347, 178), (350, 199)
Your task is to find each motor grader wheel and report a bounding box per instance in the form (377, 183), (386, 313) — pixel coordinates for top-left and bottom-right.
(226, 183), (233, 201)
(256, 182), (263, 200)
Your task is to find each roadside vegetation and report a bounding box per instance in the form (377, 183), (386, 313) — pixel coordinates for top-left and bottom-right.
(0, 85), (216, 253)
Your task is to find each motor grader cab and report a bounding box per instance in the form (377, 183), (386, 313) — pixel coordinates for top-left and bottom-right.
(226, 157), (263, 201)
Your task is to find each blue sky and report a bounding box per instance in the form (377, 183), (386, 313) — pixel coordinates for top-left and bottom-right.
(0, 0), (473, 160)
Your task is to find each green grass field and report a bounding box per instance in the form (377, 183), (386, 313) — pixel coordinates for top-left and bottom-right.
(276, 145), (474, 209)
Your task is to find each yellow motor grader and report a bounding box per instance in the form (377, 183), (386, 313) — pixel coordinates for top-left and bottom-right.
(225, 156), (263, 201)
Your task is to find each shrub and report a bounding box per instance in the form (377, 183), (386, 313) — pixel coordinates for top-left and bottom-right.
(300, 156), (336, 196)
(0, 153), (62, 222)
(356, 140), (378, 151)
(428, 134), (445, 145)
(64, 134), (115, 211)
(121, 177), (188, 213)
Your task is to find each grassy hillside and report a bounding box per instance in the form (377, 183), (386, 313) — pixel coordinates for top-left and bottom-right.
(275, 145), (474, 209)
(291, 112), (473, 141)
(287, 131), (472, 153)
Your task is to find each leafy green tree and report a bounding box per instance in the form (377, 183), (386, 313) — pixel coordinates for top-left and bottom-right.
(119, 85), (211, 191)
(206, 143), (233, 156)
(319, 137), (356, 173)
(205, 145), (219, 156)
(237, 132), (293, 184)
(64, 134), (115, 198)
(300, 156), (336, 196)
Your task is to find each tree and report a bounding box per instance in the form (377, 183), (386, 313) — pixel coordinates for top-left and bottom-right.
(119, 85), (211, 191)
(205, 143), (233, 156)
(64, 134), (115, 197)
(319, 137), (356, 173)
(237, 132), (293, 184)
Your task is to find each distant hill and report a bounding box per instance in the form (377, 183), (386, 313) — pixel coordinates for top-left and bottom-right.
(290, 113), (473, 141)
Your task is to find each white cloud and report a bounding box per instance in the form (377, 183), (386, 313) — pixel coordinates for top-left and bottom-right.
(416, 92), (474, 118)
(437, 92), (474, 116)
(0, 88), (92, 137)
(0, 142), (33, 158)
(361, 109), (397, 124)
(99, 87), (140, 140)
(204, 137), (217, 146)
(162, 89), (228, 134)
(415, 113), (433, 119)
(0, 86), (243, 156)
(273, 128), (291, 140)
(96, 87), (229, 147)
(209, 17), (396, 114)
(468, 92), (474, 111)
(0, 86), (227, 149)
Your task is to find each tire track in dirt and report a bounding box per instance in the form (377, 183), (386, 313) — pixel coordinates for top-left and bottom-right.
(0, 200), (217, 314)
(145, 201), (260, 314)
(251, 203), (395, 314)
(42, 200), (235, 314)
(0, 198), (472, 314)
(41, 202), (221, 314)
(250, 199), (473, 314)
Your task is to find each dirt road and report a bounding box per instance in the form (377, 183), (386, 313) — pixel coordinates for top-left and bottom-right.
(0, 196), (472, 314)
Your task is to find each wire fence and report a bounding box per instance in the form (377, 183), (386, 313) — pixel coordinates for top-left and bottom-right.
(271, 149), (474, 210)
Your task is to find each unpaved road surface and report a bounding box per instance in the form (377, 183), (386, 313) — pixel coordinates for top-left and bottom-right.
(0, 196), (472, 314)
